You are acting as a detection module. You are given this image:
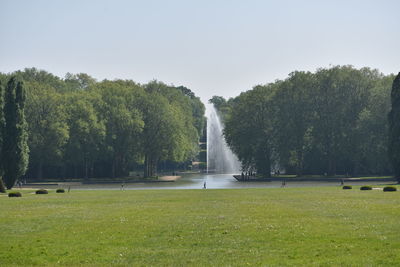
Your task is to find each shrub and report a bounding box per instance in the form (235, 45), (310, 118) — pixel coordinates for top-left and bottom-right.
(8, 192), (22, 197)
(383, 186), (397, 192)
(36, 189), (48, 194)
(342, 185), (352, 189)
(56, 188), (65, 193)
(360, 186), (372, 190)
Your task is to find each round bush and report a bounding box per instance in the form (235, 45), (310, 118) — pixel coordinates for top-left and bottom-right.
(56, 188), (65, 193)
(342, 185), (352, 189)
(383, 186), (397, 192)
(36, 189), (48, 194)
(360, 186), (372, 191)
(8, 192), (22, 197)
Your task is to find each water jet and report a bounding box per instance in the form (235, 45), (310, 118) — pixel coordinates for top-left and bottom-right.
(206, 105), (240, 174)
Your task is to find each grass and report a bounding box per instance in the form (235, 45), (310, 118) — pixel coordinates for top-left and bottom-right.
(1, 186), (399, 266)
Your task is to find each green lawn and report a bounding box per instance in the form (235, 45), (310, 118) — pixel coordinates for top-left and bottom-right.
(1, 187), (399, 266)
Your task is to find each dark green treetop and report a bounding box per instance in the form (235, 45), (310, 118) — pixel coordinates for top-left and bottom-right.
(3, 77), (29, 189)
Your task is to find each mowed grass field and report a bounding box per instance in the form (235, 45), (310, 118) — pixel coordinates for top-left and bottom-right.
(1, 186), (399, 266)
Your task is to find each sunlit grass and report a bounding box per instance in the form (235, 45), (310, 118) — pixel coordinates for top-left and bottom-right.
(1, 186), (399, 266)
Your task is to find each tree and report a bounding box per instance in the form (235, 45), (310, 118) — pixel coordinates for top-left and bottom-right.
(312, 66), (372, 176)
(274, 72), (315, 176)
(209, 95), (234, 122)
(209, 96), (227, 111)
(3, 77), (29, 189)
(64, 92), (105, 179)
(349, 70), (392, 175)
(65, 73), (96, 91)
(224, 85), (277, 176)
(25, 82), (69, 179)
(177, 86), (206, 137)
(140, 92), (196, 177)
(223, 66), (392, 177)
(141, 81), (201, 176)
(0, 80), (5, 192)
(14, 68), (66, 92)
(94, 81), (144, 178)
(388, 72), (400, 182)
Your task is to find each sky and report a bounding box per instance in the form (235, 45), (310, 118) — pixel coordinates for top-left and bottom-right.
(0, 0), (399, 102)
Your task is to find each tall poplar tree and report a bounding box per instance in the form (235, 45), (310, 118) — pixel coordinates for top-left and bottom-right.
(3, 77), (29, 189)
(388, 72), (400, 182)
(0, 81), (5, 192)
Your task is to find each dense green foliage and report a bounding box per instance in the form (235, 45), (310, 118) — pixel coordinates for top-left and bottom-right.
(2, 77), (29, 189)
(7, 191), (21, 197)
(35, 189), (48, 194)
(388, 72), (400, 182)
(0, 187), (399, 265)
(220, 66), (394, 177)
(383, 186), (397, 192)
(360, 186), (373, 190)
(0, 68), (205, 180)
(0, 80), (5, 192)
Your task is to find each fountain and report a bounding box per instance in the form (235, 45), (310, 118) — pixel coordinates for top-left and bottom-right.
(206, 105), (240, 174)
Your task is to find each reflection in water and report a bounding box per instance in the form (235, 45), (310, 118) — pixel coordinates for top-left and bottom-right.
(25, 173), (393, 190)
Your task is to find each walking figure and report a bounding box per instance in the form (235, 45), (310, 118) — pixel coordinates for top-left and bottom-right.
(281, 179), (286, 188)
(203, 180), (207, 189)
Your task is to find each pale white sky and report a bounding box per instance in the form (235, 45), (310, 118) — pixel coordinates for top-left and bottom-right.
(0, 0), (399, 102)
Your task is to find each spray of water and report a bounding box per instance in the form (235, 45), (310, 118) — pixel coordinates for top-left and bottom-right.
(206, 105), (240, 174)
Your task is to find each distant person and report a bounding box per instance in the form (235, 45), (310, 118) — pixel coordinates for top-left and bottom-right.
(281, 179), (286, 188)
(203, 180), (207, 189)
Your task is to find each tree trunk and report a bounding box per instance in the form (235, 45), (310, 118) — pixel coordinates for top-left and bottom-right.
(151, 159), (157, 177)
(144, 155), (149, 178)
(112, 159), (116, 179)
(144, 155), (157, 178)
(256, 143), (271, 177)
(37, 159), (43, 179)
(90, 161), (94, 178)
(0, 178), (6, 193)
(296, 150), (303, 177)
(327, 157), (336, 176)
(84, 157), (88, 180)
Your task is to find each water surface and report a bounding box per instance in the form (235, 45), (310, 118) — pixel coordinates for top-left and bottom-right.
(26, 173), (394, 190)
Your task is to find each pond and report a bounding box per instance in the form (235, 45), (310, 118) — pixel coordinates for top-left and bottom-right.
(25, 173), (394, 190)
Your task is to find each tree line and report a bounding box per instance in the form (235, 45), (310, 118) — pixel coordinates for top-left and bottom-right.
(211, 66), (396, 178)
(388, 72), (400, 182)
(0, 68), (205, 186)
